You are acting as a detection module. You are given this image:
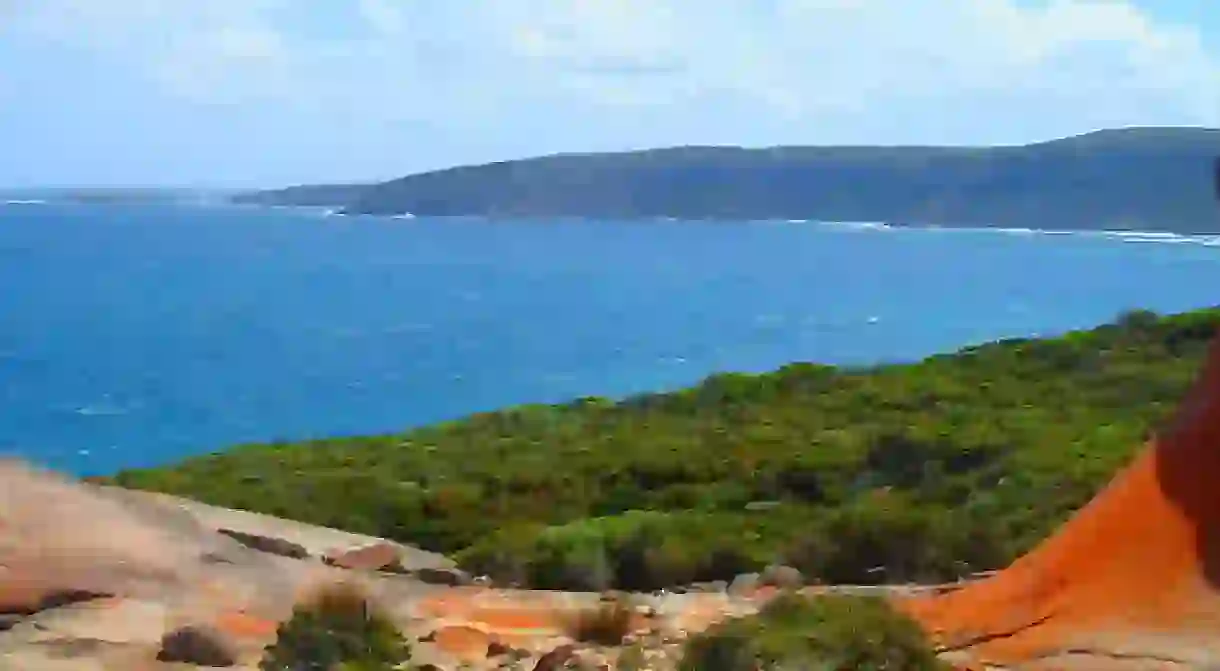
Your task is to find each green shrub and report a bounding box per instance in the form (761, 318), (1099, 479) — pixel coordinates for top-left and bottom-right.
(258, 581), (411, 671)
(456, 509), (780, 591)
(562, 595), (638, 646)
(678, 593), (947, 671)
(784, 493), (1008, 585)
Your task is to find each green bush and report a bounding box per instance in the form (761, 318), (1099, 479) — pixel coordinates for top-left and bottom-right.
(456, 499), (1010, 590)
(562, 595), (638, 646)
(455, 509), (782, 591)
(258, 581), (411, 671)
(678, 593), (947, 671)
(784, 493), (1009, 585)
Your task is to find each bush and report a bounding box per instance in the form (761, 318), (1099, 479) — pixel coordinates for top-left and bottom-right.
(784, 494), (1008, 585)
(456, 509), (780, 591)
(458, 499), (1008, 591)
(562, 595), (638, 646)
(258, 581), (411, 671)
(678, 593), (947, 671)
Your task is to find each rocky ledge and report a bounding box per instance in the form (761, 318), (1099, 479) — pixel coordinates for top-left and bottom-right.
(0, 459), (976, 670)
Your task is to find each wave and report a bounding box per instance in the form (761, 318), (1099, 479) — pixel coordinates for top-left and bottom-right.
(809, 219), (1220, 247)
(182, 202), (1220, 248)
(73, 404), (129, 417)
(3, 199), (46, 205)
(821, 221), (892, 231)
(71, 395), (134, 417)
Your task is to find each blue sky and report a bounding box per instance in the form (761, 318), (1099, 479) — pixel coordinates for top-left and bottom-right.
(1, 0), (1218, 188)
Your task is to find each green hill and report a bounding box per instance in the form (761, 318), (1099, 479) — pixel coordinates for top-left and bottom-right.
(233, 127), (1220, 233)
(107, 307), (1219, 590)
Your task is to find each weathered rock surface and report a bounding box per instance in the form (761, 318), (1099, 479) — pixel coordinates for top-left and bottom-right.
(96, 484), (454, 571)
(0, 462), (428, 669)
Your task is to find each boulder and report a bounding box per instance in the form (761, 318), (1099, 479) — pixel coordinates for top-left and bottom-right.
(323, 542), (401, 571)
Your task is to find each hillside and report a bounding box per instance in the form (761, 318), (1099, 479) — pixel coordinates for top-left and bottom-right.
(16, 308), (1220, 668)
(232, 126), (1220, 232)
(229, 183), (367, 208)
(108, 306), (1220, 593)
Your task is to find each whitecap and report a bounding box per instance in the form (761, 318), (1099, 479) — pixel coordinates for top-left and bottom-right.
(822, 221), (891, 231)
(74, 404), (128, 417)
(812, 219), (1220, 248)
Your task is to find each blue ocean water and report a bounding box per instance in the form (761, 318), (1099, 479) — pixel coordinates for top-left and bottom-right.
(3, 201), (1219, 476)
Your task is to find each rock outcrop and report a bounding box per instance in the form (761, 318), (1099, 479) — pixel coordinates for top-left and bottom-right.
(901, 331), (1220, 669)
(0, 462), (456, 668)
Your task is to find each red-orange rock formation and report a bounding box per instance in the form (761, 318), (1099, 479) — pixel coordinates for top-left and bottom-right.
(900, 331), (1220, 668)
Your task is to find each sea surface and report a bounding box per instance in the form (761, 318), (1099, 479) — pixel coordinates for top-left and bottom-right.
(3, 201), (1220, 476)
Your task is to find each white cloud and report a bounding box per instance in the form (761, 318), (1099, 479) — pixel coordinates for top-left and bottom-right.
(2, 0), (1218, 147)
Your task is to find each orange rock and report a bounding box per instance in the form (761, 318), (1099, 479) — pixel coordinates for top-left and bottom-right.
(213, 610), (280, 640)
(431, 624), (494, 661)
(416, 588), (568, 632)
(900, 330), (1220, 666)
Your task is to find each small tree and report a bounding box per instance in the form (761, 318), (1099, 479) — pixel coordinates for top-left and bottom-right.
(258, 581), (411, 671)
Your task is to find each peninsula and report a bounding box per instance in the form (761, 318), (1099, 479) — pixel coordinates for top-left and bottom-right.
(233, 126), (1220, 233)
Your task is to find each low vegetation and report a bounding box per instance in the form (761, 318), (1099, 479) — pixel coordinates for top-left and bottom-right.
(258, 581), (411, 671)
(108, 307), (1219, 589)
(678, 592), (947, 671)
(562, 595), (639, 646)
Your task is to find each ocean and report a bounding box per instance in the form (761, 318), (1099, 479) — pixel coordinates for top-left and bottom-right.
(3, 201), (1219, 476)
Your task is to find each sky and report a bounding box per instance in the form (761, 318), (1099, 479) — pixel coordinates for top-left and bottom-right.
(0, 0), (1218, 188)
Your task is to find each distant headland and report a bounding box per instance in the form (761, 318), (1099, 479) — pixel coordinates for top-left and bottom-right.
(232, 126), (1220, 234)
